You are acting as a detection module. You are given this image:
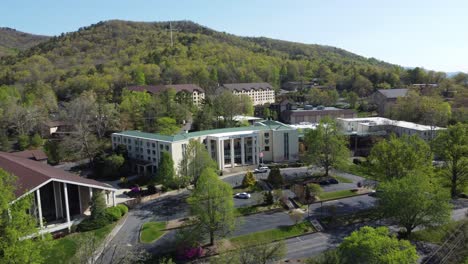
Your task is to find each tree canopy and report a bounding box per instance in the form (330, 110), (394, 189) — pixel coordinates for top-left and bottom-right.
(304, 118), (349, 176)
(339, 226), (418, 264)
(187, 167), (235, 245)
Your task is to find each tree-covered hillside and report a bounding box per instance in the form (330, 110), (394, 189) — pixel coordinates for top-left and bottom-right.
(0, 20), (412, 101)
(0, 27), (49, 57)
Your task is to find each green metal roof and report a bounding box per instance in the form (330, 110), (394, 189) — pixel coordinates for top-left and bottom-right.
(114, 120), (294, 142)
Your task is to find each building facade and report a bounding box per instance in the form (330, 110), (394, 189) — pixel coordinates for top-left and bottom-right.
(337, 117), (444, 140)
(126, 84), (205, 106)
(221, 83), (275, 106)
(111, 120), (299, 173)
(282, 106), (357, 124)
(372, 88), (408, 115)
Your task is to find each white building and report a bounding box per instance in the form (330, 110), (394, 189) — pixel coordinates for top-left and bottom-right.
(222, 83), (275, 106)
(337, 117), (445, 140)
(111, 120), (298, 174)
(126, 84), (205, 106)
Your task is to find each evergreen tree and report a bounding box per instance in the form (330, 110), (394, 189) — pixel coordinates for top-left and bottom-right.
(267, 167), (284, 188)
(90, 190), (107, 220)
(158, 152), (175, 187)
(242, 171), (256, 189)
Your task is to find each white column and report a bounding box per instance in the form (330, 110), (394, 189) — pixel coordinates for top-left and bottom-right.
(112, 191), (116, 207)
(63, 183), (71, 231)
(89, 187), (93, 199)
(220, 139), (225, 169)
(36, 189), (44, 228)
(216, 139), (223, 170)
(230, 138), (235, 168)
(252, 137), (257, 165)
(77, 186), (82, 214)
(207, 139), (212, 159)
(241, 137), (245, 166)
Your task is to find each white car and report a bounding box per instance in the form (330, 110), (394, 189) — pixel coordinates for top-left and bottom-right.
(254, 166), (269, 173)
(234, 192), (251, 199)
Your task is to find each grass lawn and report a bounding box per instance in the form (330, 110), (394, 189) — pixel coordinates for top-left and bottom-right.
(410, 220), (466, 244)
(333, 175), (353, 183)
(140, 222), (167, 243)
(230, 221), (315, 245)
(44, 223), (116, 264)
(318, 189), (360, 201)
(339, 163), (374, 179)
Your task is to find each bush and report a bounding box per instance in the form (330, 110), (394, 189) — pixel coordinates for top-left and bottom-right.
(116, 204), (128, 215)
(105, 206), (123, 221)
(30, 133), (43, 148)
(242, 171), (256, 188)
(147, 184), (157, 195)
(17, 134), (29, 150)
(263, 191), (274, 205)
(77, 216), (112, 232)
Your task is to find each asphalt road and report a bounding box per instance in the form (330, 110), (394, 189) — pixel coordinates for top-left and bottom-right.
(308, 194), (377, 217)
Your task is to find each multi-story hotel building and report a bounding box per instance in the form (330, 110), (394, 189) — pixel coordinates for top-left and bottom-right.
(111, 120), (298, 175)
(126, 84), (205, 106)
(222, 83), (275, 106)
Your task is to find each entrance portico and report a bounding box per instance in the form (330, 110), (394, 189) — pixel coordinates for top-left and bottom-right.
(206, 131), (261, 170)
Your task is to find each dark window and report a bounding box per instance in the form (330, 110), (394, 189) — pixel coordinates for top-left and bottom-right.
(152, 143), (156, 148)
(284, 133), (289, 160)
(265, 146), (270, 151)
(264, 132), (269, 138)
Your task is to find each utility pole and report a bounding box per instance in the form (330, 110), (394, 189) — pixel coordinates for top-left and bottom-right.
(169, 22), (173, 47)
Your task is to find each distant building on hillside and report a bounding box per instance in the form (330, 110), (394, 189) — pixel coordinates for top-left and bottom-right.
(372, 88), (408, 115)
(221, 83), (275, 106)
(126, 84), (205, 106)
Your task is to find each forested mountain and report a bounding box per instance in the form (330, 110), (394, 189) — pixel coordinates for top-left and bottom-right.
(0, 20), (418, 101)
(0, 27), (50, 57)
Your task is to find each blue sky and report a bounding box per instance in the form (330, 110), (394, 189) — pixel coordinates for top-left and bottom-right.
(2, 0), (467, 72)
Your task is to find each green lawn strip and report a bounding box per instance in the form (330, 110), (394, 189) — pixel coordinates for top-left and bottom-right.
(410, 220), (466, 244)
(235, 204), (282, 216)
(318, 189), (361, 201)
(333, 175), (353, 183)
(140, 221), (167, 243)
(230, 221), (315, 245)
(44, 223), (116, 264)
(339, 163), (374, 179)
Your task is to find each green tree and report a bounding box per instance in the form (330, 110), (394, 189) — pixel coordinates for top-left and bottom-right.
(338, 226), (418, 264)
(0, 132), (10, 151)
(267, 167), (284, 188)
(90, 190), (107, 220)
(17, 134), (29, 150)
(378, 174), (452, 237)
(157, 152), (175, 187)
(345, 91), (359, 109)
(433, 123), (468, 198)
(368, 134), (432, 180)
(242, 171), (256, 189)
(30, 133), (43, 148)
(352, 75), (374, 96)
(178, 139), (217, 187)
(304, 118), (349, 176)
(43, 140), (63, 165)
(104, 154), (125, 179)
(305, 183), (322, 202)
(155, 117), (179, 136)
(187, 168), (235, 246)
(0, 169), (52, 264)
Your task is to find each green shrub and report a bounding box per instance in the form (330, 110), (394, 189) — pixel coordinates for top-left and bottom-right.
(116, 204), (128, 216)
(30, 133), (43, 148)
(17, 134), (29, 150)
(77, 216), (111, 232)
(105, 206), (122, 221)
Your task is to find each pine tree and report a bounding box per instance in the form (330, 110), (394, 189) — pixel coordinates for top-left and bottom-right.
(267, 168), (284, 188)
(242, 171), (256, 189)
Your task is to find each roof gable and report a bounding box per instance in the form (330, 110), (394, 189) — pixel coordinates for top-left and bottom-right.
(377, 88), (408, 98)
(222, 82), (273, 91)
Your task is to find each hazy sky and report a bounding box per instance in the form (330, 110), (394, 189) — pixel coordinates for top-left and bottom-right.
(2, 0), (467, 72)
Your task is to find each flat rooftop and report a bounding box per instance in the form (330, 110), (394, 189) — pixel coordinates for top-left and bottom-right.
(338, 117), (445, 131)
(113, 120), (293, 143)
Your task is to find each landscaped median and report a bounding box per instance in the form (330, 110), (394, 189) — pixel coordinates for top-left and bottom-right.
(318, 188), (370, 201)
(235, 204), (283, 216)
(140, 221), (167, 243)
(229, 221), (315, 245)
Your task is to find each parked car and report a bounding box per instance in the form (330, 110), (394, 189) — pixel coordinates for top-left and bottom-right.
(234, 192), (251, 199)
(254, 166), (269, 173)
(328, 178), (339, 184)
(319, 180), (330, 185)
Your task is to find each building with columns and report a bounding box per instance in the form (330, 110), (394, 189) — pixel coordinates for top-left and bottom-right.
(0, 152), (116, 235)
(112, 120), (299, 173)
